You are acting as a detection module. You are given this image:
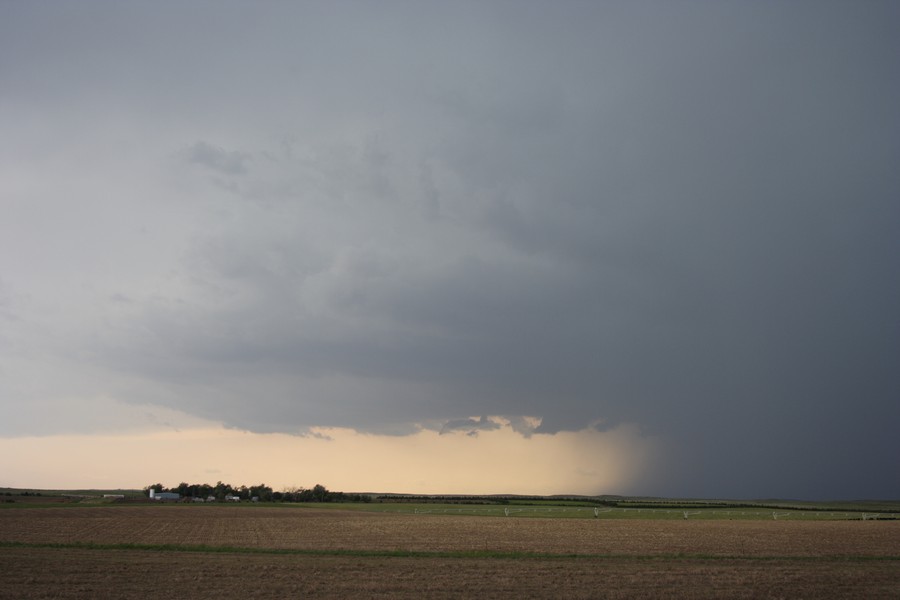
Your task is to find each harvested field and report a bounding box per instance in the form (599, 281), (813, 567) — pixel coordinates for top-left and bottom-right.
(1, 506), (898, 598)
(1, 505), (897, 556)
(3, 547), (898, 600)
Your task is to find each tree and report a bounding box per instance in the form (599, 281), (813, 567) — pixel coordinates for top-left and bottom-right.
(213, 481), (232, 501)
(312, 484), (329, 502)
(250, 484), (273, 502)
(281, 486), (303, 502)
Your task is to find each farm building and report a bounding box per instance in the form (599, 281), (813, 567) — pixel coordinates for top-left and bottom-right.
(148, 490), (180, 501)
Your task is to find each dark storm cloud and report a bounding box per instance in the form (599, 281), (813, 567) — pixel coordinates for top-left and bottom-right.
(1, 1), (898, 498)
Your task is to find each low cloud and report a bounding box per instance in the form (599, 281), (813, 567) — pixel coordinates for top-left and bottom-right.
(439, 416), (501, 436)
(438, 415), (543, 439)
(187, 141), (250, 175)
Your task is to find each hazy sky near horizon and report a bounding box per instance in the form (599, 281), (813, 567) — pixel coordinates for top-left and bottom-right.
(1, 1), (898, 499)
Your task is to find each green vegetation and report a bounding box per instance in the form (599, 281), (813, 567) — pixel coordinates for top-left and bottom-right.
(0, 487), (143, 498)
(0, 487), (144, 507)
(3, 540), (897, 562)
(343, 503), (894, 521)
(361, 495), (900, 519)
(3, 487), (898, 520)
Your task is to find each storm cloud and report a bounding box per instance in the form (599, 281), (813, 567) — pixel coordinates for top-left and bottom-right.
(0, 1), (897, 499)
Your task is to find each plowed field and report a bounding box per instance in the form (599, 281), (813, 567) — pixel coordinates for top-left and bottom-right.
(2, 506), (898, 598)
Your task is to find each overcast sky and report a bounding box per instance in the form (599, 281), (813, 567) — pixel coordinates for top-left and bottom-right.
(1, 1), (897, 499)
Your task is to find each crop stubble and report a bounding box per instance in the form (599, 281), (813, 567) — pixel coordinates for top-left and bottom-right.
(1, 506), (898, 598)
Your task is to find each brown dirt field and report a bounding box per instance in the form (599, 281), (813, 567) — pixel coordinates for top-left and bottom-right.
(1, 506), (898, 599)
(0, 547), (897, 600)
(1, 506), (897, 556)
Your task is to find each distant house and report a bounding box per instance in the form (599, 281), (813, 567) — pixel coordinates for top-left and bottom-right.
(149, 490), (180, 501)
(224, 494), (241, 502)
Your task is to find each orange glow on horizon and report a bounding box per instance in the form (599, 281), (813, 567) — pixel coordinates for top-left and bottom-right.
(0, 421), (662, 495)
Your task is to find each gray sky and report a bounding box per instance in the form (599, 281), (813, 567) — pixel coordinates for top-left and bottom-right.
(1, 1), (898, 499)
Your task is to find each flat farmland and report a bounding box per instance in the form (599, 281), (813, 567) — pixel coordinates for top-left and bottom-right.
(2, 506), (898, 598)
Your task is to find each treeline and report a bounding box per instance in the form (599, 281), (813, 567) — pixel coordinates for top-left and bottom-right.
(144, 482), (371, 503)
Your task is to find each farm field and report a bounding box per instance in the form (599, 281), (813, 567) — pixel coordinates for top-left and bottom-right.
(335, 501), (899, 520)
(1, 505), (898, 598)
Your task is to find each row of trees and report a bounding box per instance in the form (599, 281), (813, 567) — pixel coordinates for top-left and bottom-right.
(143, 482), (371, 503)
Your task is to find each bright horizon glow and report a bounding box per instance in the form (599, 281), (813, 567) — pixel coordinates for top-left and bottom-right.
(0, 420), (662, 495)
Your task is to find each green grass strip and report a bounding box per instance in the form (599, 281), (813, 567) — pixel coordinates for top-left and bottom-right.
(1, 540), (897, 562)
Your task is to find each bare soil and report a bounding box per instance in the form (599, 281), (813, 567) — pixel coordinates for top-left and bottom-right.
(1, 506), (897, 598)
